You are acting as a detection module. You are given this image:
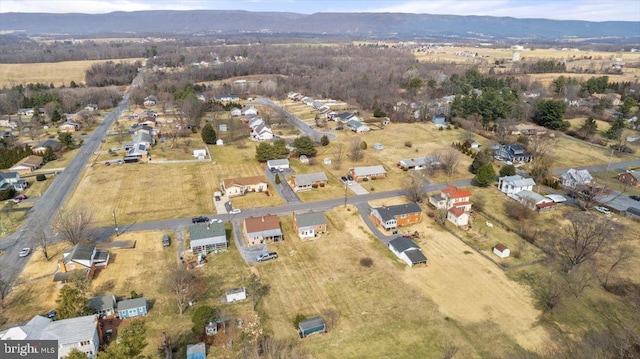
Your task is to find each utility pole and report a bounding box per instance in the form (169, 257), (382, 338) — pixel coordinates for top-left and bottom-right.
(344, 182), (348, 208)
(112, 210), (119, 236)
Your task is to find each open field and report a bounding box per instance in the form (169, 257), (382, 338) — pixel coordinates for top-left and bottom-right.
(590, 169), (640, 196)
(545, 134), (636, 169)
(0, 58), (143, 87)
(567, 117), (612, 133)
(257, 206), (549, 357)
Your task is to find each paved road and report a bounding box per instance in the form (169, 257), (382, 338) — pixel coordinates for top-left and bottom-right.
(255, 97), (336, 141)
(0, 70), (143, 296)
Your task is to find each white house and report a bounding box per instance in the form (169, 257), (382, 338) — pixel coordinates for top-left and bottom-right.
(447, 207), (469, 227)
(225, 287), (247, 302)
(498, 175), (536, 195)
(250, 124), (274, 141)
(242, 106), (258, 116)
(388, 236), (428, 267)
(230, 108), (242, 117)
(493, 243), (510, 258)
(267, 159), (290, 170)
(561, 168), (593, 188)
(512, 190), (556, 211)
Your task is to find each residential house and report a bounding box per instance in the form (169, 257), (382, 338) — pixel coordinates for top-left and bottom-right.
(331, 112), (355, 123)
(388, 236), (428, 267)
(346, 119), (370, 133)
(370, 203), (422, 230)
(131, 132), (153, 147)
(84, 104), (98, 112)
(429, 185), (472, 211)
(189, 222), (228, 253)
(398, 156), (441, 170)
(493, 244), (510, 258)
(117, 297), (148, 319)
(186, 343), (207, 359)
(432, 113), (446, 126)
(298, 317), (326, 338)
(498, 144), (533, 163)
(512, 190), (556, 211)
(9, 155), (44, 175)
(143, 95), (157, 106)
(447, 207), (469, 227)
(250, 123), (274, 141)
(54, 243), (110, 282)
(17, 108), (34, 116)
(0, 118), (18, 129)
(242, 106), (258, 116)
(225, 287), (247, 302)
(87, 294), (117, 317)
(498, 175), (536, 195)
(616, 172), (640, 187)
(230, 108), (242, 117)
(0, 314), (100, 359)
(123, 143), (148, 160)
(293, 211), (327, 239)
(349, 165), (387, 181)
(0, 171), (27, 192)
(32, 139), (62, 155)
(59, 121), (81, 133)
(511, 123), (547, 136)
(561, 168), (593, 188)
(214, 94), (240, 102)
(267, 159), (290, 170)
(243, 215), (283, 246)
(290, 172), (328, 192)
(221, 176), (268, 198)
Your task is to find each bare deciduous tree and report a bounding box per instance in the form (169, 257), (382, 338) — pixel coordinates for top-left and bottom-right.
(533, 275), (564, 312)
(526, 135), (555, 158)
(248, 273), (270, 310)
(33, 226), (51, 260)
(598, 244), (634, 290)
(440, 149), (461, 177)
(434, 208), (448, 227)
(403, 178), (423, 202)
(52, 206), (95, 245)
(333, 143), (344, 170)
(570, 184), (613, 210)
(349, 137), (364, 162)
(168, 267), (202, 315)
(322, 309), (340, 330)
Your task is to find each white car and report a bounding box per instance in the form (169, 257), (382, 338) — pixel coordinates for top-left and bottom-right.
(19, 248), (31, 257)
(346, 180), (353, 186)
(593, 206), (611, 215)
(209, 218), (223, 224)
(229, 209), (242, 215)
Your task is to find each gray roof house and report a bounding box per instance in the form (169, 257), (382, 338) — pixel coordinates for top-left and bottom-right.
(498, 175), (536, 195)
(0, 315), (100, 359)
(293, 211), (327, 239)
(117, 297), (148, 319)
(370, 203), (422, 230)
(189, 222), (228, 253)
(398, 156), (441, 170)
(266, 158), (289, 170)
(388, 236), (428, 267)
(54, 243), (110, 282)
(0, 171), (27, 191)
(87, 294), (117, 317)
(349, 165), (387, 181)
(561, 168), (593, 188)
(290, 172), (328, 192)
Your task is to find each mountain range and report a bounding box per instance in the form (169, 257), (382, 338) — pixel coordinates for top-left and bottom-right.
(1, 10), (638, 41)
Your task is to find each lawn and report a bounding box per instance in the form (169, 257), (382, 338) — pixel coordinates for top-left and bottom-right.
(544, 134), (635, 169)
(590, 169), (640, 196)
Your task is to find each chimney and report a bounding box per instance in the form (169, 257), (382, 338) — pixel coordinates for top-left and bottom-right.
(261, 216), (265, 222)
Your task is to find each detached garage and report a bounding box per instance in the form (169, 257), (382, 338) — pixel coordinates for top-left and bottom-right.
(388, 236), (428, 267)
(298, 316), (326, 338)
(493, 243), (510, 258)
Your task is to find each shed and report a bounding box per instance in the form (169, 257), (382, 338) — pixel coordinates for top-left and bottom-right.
(323, 158), (331, 165)
(373, 143), (384, 151)
(186, 343), (206, 359)
(299, 155), (309, 164)
(298, 316), (326, 338)
(225, 287), (247, 303)
(216, 139), (224, 146)
(193, 149), (207, 159)
(219, 124), (228, 132)
(493, 244), (510, 258)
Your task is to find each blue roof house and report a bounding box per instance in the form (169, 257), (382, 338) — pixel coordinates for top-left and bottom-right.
(117, 297), (148, 319)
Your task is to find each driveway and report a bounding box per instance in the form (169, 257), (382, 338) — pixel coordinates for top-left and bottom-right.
(354, 202), (394, 245)
(348, 181), (369, 195)
(264, 167), (300, 203)
(255, 98), (336, 141)
(232, 219), (267, 264)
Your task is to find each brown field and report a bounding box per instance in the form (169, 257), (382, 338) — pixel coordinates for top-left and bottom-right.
(0, 58), (143, 87)
(542, 134), (636, 169)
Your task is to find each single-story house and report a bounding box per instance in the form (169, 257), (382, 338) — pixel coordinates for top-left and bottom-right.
(9, 155), (44, 175)
(498, 175), (536, 195)
(298, 317), (326, 338)
(561, 168), (593, 188)
(388, 236), (428, 267)
(214, 94), (240, 102)
(493, 243), (510, 258)
(117, 297), (148, 319)
(242, 106), (258, 116)
(225, 287), (247, 303)
(511, 124), (547, 136)
(54, 243), (110, 282)
(221, 176), (268, 198)
(447, 207), (469, 227)
(244, 215), (283, 246)
(292, 211), (327, 239)
(17, 108), (35, 116)
(230, 108), (242, 117)
(59, 121), (81, 133)
(0, 314), (100, 359)
(370, 203), (422, 230)
(616, 172), (640, 187)
(87, 294), (117, 317)
(143, 95), (157, 106)
(84, 104), (98, 112)
(193, 149), (207, 159)
(545, 194), (567, 203)
(0, 171), (27, 192)
(346, 119), (370, 133)
(290, 172), (328, 192)
(189, 222), (228, 253)
(349, 165), (387, 181)
(267, 159), (290, 170)
(186, 343), (207, 359)
(32, 139), (62, 154)
(398, 156), (441, 170)
(511, 190), (556, 211)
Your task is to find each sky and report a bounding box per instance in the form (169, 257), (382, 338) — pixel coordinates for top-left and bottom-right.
(0, 0), (639, 22)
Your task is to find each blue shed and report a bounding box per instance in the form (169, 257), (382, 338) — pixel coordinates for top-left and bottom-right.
(432, 113), (446, 125)
(186, 343), (206, 359)
(117, 297), (148, 319)
(298, 316), (326, 338)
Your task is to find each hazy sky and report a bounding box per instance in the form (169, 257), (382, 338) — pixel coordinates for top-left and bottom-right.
(0, 0), (639, 22)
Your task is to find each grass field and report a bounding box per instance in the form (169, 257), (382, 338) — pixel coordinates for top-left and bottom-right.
(0, 58), (143, 87)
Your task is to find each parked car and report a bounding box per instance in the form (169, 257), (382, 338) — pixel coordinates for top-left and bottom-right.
(593, 206), (611, 215)
(12, 194), (28, 203)
(256, 252), (278, 262)
(270, 167), (278, 173)
(209, 218), (223, 224)
(214, 195), (221, 201)
(46, 310), (56, 319)
(630, 195), (640, 201)
(19, 248), (31, 257)
(104, 161), (111, 166)
(191, 216), (209, 223)
(229, 209), (242, 215)
(162, 234), (170, 247)
(341, 176), (348, 182)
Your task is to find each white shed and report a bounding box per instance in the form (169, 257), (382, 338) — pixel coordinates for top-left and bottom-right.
(225, 287), (247, 303)
(493, 243), (510, 258)
(193, 149), (207, 159)
(216, 139), (224, 146)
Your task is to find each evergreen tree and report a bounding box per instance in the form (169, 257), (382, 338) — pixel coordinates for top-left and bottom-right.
(200, 123), (217, 144)
(56, 273), (91, 319)
(475, 163), (496, 187)
(469, 148), (493, 174)
(499, 164), (516, 177)
(98, 319), (147, 359)
(272, 139), (290, 158)
(320, 135), (330, 146)
(533, 99), (569, 130)
(293, 136), (317, 157)
(191, 306), (216, 335)
(58, 132), (74, 148)
(275, 173), (281, 185)
(65, 349), (88, 359)
(43, 146), (57, 162)
(605, 118), (626, 140)
(579, 117), (598, 138)
(255, 142), (274, 162)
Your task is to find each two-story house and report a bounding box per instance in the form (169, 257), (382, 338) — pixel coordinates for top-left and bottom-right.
(370, 203), (423, 230)
(498, 175), (536, 195)
(498, 144), (533, 163)
(429, 185), (473, 227)
(616, 172), (639, 187)
(561, 168), (593, 188)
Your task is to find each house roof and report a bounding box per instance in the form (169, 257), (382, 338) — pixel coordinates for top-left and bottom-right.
(226, 287), (246, 296)
(346, 119), (365, 128)
(448, 207), (466, 217)
(0, 315), (52, 340)
(245, 215), (281, 234)
(117, 297), (147, 312)
(295, 211), (327, 228)
(563, 168), (593, 183)
(63, 243), (95, 264)
(618, 172), (639, 180)
(545, 194), (567, 203)
(389, 236), (420, 253)
(189, 223), (226, 241)
(39, 315), (97, 345)
(37, 139), (61, 149)
(267, 159), (289, 167)
(404, 248), (428, 264)
(14, 155), (43, 168)
(0, 171), (19, 181)
(516, 190), (547, 204)
(293, 172), (327, 187)
(223, 175), (268, 188)
(373, 203), (422, 222)
(499, 175), (536, 188)
(442, 185), (471, 199)
(298, 316), (325, 331)
(132, 132), (152, 143)
(352, 165), (386, 177)
(494, 243), (508, 252)
(87, 294), (116, 312)
(186, 342), (207, 356)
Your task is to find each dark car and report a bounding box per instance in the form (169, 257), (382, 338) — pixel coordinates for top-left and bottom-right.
(162, 234), (171, 247)
(631, 195), (640, 201)
(192, 216), (209, 223)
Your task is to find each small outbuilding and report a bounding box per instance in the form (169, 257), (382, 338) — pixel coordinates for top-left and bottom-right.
(225, 287), (247, 303)
(186, 343), (206, 359)
(193, 149), (207, 159)
(493, 243), (510, 259)
(298, 316), (326, 338)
